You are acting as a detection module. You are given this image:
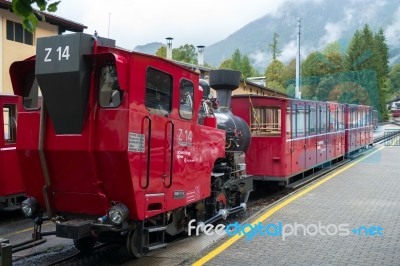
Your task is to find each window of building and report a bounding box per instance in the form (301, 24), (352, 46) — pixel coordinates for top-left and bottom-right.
(3, 105), (17, 144)
(145, 68), (172, 115)
(250, 106), (281, 136)
(99, 64), (122, 108)
(179, 79), (193, 120)
(6, 20), (33, 45)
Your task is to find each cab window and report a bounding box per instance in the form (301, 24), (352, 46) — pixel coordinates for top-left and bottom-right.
(146, 68), (172, 115)
(99, 64), (122, 108)
(3, 105), (17, 144)
(179, 79), (193, 120)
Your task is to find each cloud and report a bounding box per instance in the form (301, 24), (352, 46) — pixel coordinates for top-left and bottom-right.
(280, 40), (297, 63)
(386, 6), (400, 47)
(249, 50), (269, 72)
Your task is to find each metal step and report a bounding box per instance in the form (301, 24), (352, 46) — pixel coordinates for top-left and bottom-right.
(143, 242), (167, 252)
(2, 205), (21, 211)
(143, 225), (167, 233)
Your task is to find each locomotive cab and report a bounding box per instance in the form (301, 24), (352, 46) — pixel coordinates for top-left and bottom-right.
(10, 33), (252, 257)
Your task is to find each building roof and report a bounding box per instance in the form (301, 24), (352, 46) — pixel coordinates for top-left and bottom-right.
(0, 0), (87, 33)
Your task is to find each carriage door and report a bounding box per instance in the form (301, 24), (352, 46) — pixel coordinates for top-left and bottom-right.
(143, 68), (175, 198)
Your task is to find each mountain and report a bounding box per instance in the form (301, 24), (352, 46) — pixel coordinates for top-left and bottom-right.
(134, 0), (400, 72)
(134, 42), (163, 55)
(204, 0), (400, 71)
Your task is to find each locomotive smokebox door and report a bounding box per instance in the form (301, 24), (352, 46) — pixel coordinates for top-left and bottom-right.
(35, 33), (93, 134)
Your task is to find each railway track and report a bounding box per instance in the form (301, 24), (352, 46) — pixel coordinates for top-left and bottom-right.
(6, 123), (400, 266)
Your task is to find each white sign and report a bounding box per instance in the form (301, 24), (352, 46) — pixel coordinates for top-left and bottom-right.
(128, 132), (145, 153)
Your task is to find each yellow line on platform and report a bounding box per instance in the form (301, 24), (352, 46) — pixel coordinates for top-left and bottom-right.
(193, 146), (385, 266)
(0, 221), (52, 239)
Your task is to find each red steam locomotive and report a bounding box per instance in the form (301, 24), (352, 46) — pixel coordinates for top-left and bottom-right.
(0, 94), (25, 211)
(10, 33), (252, 257)
(8, 32), (374, 257)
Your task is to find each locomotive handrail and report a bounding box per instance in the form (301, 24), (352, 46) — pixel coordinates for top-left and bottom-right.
(164, 120), (175, 188)
(141, 116), (152, 189)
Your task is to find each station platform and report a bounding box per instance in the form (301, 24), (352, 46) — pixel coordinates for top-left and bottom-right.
(191, 145), (400, 266)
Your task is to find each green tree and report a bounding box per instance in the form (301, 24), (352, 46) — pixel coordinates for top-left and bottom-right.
(282, 59), (296, 88)
(268, 33), (281, 61)
(155, 44), (197, 64)
(323, 41), (344, 74)
(219, 59), (233, 69)
(173, 44), (197, 64)
(231, 49), (242, 71)
(11, 0), (60, 32)
(265, 60), (285, 92)
(218, 49), (259, 78)
(156, 46), (167, 58)
(344, 24), (390, 119)
(388, 64), (400, 96)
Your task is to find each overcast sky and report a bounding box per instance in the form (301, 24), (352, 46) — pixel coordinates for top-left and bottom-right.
(54, 0), (287, 49)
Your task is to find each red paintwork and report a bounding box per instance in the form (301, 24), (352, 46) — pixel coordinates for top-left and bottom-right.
(231, 95), (365, 182)
(392, 109), (400, 118)
(10, 46), (225, 220)
(0, 94), (24, 204)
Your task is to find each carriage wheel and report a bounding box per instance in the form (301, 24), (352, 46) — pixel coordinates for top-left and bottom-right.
(126, 229), (143, 258)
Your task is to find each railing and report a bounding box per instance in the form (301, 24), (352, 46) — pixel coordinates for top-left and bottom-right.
(384, 129), (400, 146)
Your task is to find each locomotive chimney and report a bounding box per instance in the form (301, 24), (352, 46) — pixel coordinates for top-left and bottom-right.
(209, 69), (241, 109)
(166, 37), (173, 60)
(197, 45), (205, 66)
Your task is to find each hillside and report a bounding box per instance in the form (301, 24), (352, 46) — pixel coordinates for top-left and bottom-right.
(134, 0), (400, 72)
(205, 0), (400, 71)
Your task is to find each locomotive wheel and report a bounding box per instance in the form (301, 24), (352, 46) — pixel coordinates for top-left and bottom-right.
(73, 237), (96, 254)
(126, 229), (143, 258)
(215, 192), (227, 212)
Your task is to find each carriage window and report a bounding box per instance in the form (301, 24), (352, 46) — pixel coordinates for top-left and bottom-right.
(146, 68), (172, 115)
(23, 72), (40, 110)
(286, 107), (291, 137)
(179, 79), (193, 120)
(250, 106), (281, 136)
(310, 106), (316, 135)
(338, 106), (344, 130)
(328, 107), (336, 132)
(3, 105), (17, 144)
(319, 105), (327, 133)
(292, 104), (297, 138)
(296, 105), (305, 137)
(99, 64), (122, 108)
(305, 105), (310, 136)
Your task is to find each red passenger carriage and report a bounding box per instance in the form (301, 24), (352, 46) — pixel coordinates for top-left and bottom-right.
(0, 94), (25, 211)
(231, 95), (372, 185)
(344, 104), (374, 156)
